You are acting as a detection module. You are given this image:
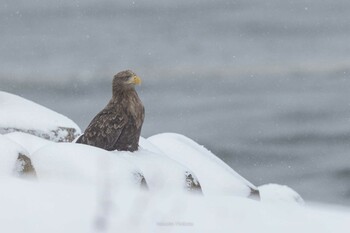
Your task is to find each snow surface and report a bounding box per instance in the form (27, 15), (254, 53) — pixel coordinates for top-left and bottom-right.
(0, 91), (81, 141)
(0, 178), (96, 233)
(148, 133), (257, 197)
(5, 132), (53, 154)
(0, 177), (350, 233)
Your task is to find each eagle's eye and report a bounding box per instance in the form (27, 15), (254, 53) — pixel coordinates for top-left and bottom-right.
(121, 76), (132, 83)
(117, 75), (131, 82)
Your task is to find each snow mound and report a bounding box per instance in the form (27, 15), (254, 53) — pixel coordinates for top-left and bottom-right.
(31, 143), (146, 190)
(0, 91), (81, 142)
(147, 133), (259, 198)
(259, 184), (305, 205)
(0, 135), (36, 177)
(115, 148), (202, 194)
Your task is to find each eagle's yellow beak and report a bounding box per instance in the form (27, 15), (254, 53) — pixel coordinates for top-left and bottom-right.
(132, 75), (142, 85)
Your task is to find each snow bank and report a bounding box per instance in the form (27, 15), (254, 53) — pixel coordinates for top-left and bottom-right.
(0, 91), (81, 142)
(148, 133), (259, 198)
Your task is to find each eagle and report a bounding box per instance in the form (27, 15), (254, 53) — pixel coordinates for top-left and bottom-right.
(76, 70), (145, 152)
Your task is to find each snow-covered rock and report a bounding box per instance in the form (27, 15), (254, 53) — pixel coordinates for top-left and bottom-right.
(31, 143), (147, 190)
(0, 135), (36, 177)
(29, 140), (202, 193)
(147, 133), (259, 198)
(259, 184), (305, 205)
(0, 91), (81, 142)
(115, 148), (202, 194)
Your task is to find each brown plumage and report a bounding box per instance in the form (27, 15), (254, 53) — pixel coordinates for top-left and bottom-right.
(76, 70), (144, 152)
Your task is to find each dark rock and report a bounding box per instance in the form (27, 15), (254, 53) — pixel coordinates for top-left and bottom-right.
(185, 171), (202, 194)
(134, 172), (149, 190)
(14, 153), (37, 178)
(248, 188), (261, 201)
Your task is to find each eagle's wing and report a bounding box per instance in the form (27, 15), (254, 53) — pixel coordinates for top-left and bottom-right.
(78, 109), (127, 150)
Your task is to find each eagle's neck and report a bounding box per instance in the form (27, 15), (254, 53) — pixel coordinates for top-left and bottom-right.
(111, 87), (138, 103)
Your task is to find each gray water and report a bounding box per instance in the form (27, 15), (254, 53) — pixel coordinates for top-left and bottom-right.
(1, 0), (350, 205)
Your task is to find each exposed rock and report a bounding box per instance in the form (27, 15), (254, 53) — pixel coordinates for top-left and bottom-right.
(14, 153), (37, 178)
(185, 171), (202, 194)
(0, 135), (36, 178)
(1, 127), (79, 142)
(135, 172), (149, 190)
(248, 188), (261, 201)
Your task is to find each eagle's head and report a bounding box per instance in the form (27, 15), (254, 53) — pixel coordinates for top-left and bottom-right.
(112, 70), (141, 93)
